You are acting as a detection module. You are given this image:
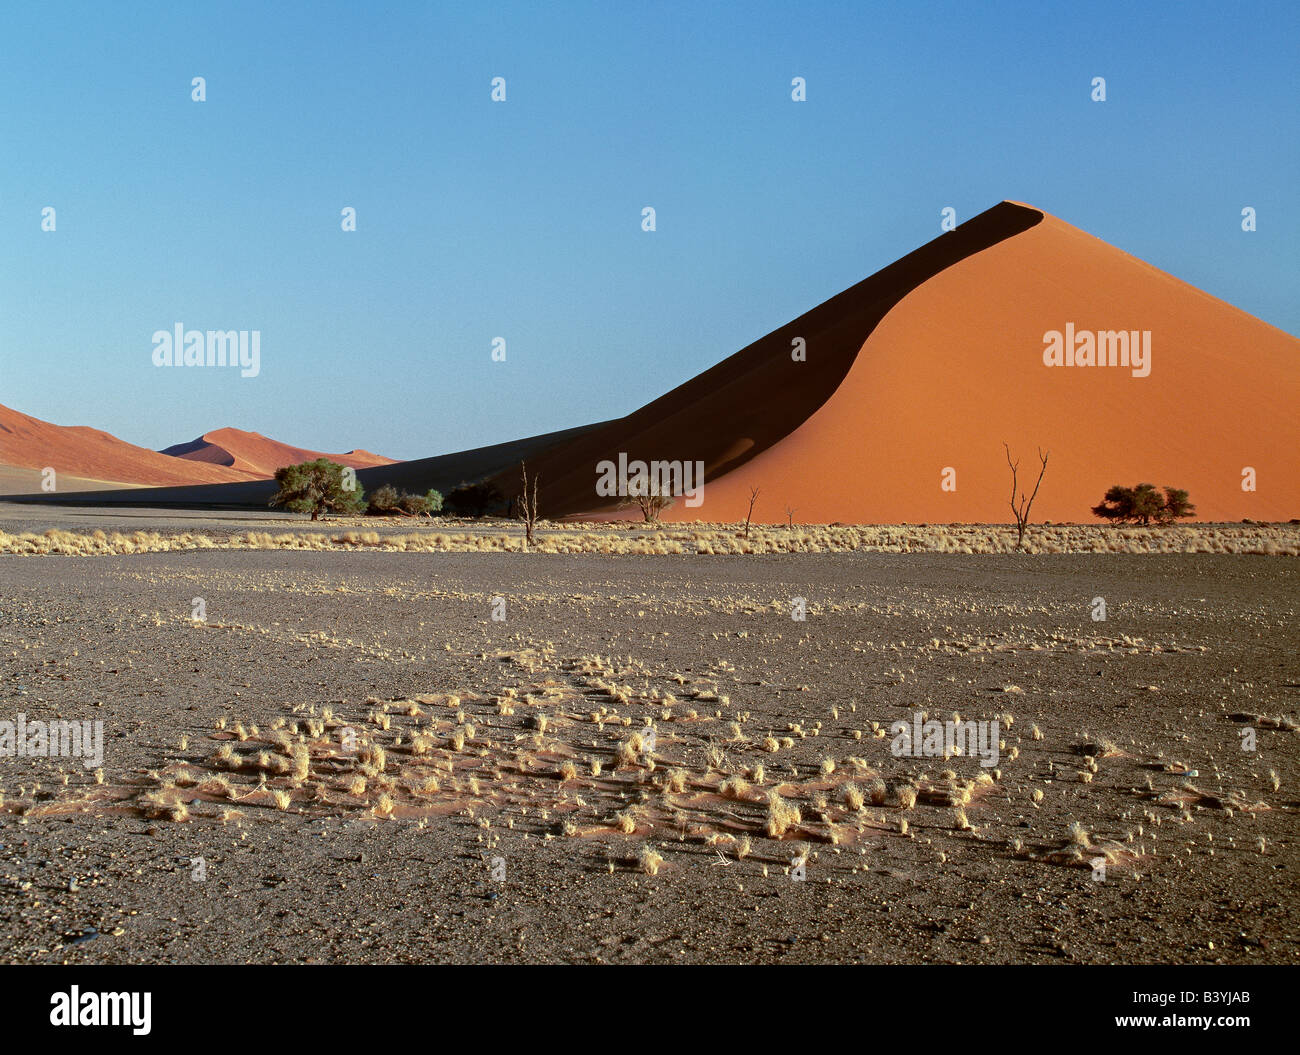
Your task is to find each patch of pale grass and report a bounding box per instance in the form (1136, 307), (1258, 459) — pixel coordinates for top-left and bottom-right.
(9, 523), (1294, 558)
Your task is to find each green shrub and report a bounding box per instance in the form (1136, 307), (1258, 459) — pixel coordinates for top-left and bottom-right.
(269, 460), (365, 520)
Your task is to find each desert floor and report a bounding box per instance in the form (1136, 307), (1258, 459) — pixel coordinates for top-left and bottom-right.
(0, 512), (1296, 963)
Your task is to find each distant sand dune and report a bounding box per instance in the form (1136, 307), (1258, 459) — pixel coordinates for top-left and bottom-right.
(1, 422), (607, 506)
(159, 427), (396, 477)
(0, 403), (262, 488)
(0, 405), (398, 496)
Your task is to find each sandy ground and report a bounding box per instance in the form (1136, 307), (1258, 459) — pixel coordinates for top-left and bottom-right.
(0, 533), (1295, 964)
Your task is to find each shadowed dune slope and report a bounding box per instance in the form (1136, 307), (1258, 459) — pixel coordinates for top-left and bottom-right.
(0, 465), (148, 496)
(160, 427), (396, 477)
(488, 201), (1045, 519)
(0, 404), (260, 488)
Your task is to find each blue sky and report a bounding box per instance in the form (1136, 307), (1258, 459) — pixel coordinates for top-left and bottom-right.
(2, 0), (1296, 460)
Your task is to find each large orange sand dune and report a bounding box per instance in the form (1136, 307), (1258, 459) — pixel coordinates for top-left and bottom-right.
(494, 202), (1298, 523)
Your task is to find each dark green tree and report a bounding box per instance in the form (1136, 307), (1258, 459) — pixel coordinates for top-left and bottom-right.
(1092, 485), (1136, 523)
(1092, 483), (1195, 526)
(1129, 483), (1166, 526)
(445, 480), (505, 517)
(367, 483), (441, 517)
(367, 482), (402, 514)
(398, 492), (431, 516)
(269, 459), (365, 521)
(1156, 487), (1196, 524)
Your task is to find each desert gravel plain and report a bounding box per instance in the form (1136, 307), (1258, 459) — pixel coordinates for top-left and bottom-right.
(0, 509), (1296, 964)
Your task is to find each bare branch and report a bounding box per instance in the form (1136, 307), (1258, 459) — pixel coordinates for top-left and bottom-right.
(519, 461), (540, 546)
(1004, 442), (1049, 549)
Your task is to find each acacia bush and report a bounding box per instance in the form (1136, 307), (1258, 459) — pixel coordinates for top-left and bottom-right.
(269, 459), (365, 520)
(1092, 484), (1195, 526)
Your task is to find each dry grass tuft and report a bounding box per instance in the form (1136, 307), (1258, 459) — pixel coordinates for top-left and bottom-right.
(766, 791), (801, 838)
(720, 775), (751, 800)
(638, 843), (664, 876)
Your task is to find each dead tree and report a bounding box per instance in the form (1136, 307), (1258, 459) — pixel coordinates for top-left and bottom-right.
(633, 485), (672, 524)
(785, 505), (796, 528)
(519, 461), (540, 546)
(1004, 443), (1049, 550)
(744, 487), (760, 538)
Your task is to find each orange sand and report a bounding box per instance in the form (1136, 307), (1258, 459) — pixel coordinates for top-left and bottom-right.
(161, 427), (396, 478)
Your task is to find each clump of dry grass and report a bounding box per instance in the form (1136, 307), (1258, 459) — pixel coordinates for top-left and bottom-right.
(140, 789), (186, 820)
(889, 782), (917, 810)
(842, 784), (865, 811)
(290, 745), (311, 782)
(720, 775), (751, 800)
(616, 733), (646, 767)
(196, 774), (233, 798)
(766, 791), (801, 838)
(638, 843), (664, 876)
(256, 751), (290, 776)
